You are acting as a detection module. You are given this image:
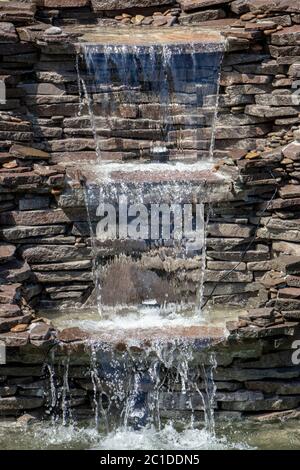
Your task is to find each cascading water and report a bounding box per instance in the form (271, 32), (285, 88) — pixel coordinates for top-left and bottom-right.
(79, 37), (224, 317)
(53, 31), (227, 447)
(44, 338), (220, 447)
(82, 41), (223, 163)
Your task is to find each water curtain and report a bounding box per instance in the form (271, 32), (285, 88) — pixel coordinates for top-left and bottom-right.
(79, 40), (224, 316)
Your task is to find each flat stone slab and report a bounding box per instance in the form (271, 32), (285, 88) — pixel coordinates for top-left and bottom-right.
(40, 0), (89, 6)
(91, 0), (175, 11)
(179, 0), (232, 11)
(235, 0), (300, 14)
(79, 163), (233, 204)
(57, 324), (226, 352)
(76, 26), (225, 52)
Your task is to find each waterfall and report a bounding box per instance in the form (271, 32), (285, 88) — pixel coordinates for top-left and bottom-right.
(77, 39), (224, 317)
(82, 42), (223, 163)
(45, 340), (218, 439)
(40, 37), (226, 444)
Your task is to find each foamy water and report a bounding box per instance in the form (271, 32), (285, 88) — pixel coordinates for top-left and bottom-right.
(0, 421), (251, 450)
(3, 418), (300, 450)
(44, 305), (241, 333)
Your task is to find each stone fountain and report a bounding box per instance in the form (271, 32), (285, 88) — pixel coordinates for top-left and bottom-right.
(1, 1), (300, 442)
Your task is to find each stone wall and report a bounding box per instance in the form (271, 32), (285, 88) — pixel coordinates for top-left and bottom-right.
(1, 1), (300, 312)
(1, 0), (300, 419)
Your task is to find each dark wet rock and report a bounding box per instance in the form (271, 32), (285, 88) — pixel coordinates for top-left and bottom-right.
(286, 259), (300, 275)
(215, 381), (241, 392)
(101, 261), (178, 305)
(0, 172), (42, 188)
(246, 380), (300, 395)
(235, 350), (296, 369)
(0, 386), (17, 397)
(282, 311), (300, 321)
(19, 196), (50, 211)
(0, 397), (44, 413)
(0, 366), (44, 377)
(19, 83), (66, 96)
(221, 396), (300, 412)
(272, 299), (300, 312)
(159, 392), (207, 411)
(215, 366), (300, 382)
(286, 275), (300, 287)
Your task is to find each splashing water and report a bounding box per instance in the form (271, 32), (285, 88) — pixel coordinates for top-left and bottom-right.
(81, 42), (223, 163)
(44, 337), (222, 442)
(50, 36), (231, 449)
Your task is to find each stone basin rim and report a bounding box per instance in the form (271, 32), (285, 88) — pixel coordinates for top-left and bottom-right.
(57, 325), (227, 348)
(76, 164), (229, 185)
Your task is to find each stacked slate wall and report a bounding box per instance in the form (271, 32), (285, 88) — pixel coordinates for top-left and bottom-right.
(1, 0), (300, 419)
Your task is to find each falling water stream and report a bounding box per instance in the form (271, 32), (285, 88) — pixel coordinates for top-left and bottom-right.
(27, 34), (230, 449)
(79, 38), (224, 317)
(82, 41), (223, 163)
